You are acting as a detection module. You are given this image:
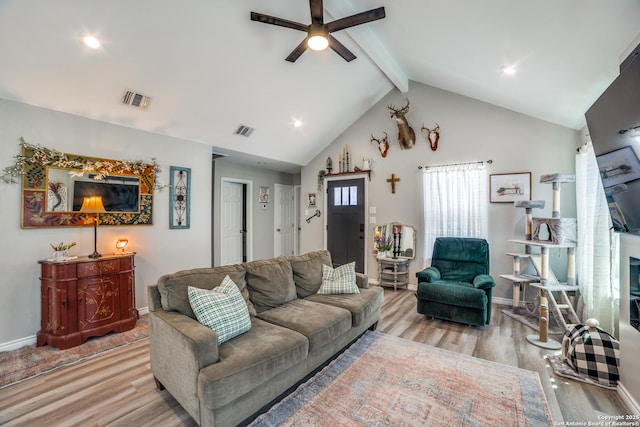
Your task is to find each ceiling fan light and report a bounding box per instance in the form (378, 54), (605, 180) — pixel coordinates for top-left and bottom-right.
(308, 34), (329, 51)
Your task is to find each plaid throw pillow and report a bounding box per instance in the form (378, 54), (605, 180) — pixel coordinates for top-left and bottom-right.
(188, 275), (251, 345)
(318, 262), (360, 295)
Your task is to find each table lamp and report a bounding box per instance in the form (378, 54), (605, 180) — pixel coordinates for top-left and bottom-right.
(80, 196), (106, 258)
(115, 238), (129, 254)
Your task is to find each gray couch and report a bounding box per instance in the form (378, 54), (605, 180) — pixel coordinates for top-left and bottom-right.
(147, 250), (384, 427)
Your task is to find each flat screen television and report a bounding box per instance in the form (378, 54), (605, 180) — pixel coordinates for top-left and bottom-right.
(72, 176), (140, 212)
(585, 49), (640, 234)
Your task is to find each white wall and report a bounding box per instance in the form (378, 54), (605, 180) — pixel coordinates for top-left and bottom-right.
(300, 81), (580, 300)
(0, 98), (211, 346)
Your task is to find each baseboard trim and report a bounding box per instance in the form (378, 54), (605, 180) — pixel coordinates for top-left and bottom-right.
(617, 381), (640, 415)
(0, 335), (37, 352)
(492, 296), (513, 306)
(0, 306), (149, 351)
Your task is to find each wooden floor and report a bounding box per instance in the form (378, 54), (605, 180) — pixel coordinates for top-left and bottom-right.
(0, 288), (630, 426)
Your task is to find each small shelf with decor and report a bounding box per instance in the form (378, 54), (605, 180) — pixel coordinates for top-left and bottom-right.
(377, 257), (409, 291)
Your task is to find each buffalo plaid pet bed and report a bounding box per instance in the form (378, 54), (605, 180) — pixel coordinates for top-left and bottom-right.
(551, 323), (620, 389)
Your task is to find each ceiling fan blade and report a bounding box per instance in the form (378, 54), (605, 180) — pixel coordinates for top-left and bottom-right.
(328, 35), (356, 62)
(250, 12), (308, 32)
(286, 37), (310, 62)
(309, 0), (323, 23)
(326, 7), (385, 33)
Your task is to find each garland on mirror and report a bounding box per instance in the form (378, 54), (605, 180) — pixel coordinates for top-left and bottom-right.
(1, 137), (164, 189)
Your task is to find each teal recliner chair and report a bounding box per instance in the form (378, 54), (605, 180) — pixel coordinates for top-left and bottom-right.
(416, 237), (495, 326)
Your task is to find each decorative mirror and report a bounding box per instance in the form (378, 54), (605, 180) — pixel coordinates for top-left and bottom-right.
(20, 145), (155, 228)
(373, 222), (416, 259)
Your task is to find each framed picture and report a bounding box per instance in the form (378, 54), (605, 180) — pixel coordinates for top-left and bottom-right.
(596, 146), (640, 188)
(170, 166), (190, 229)
(259, 186), (270, 203)
(307, 193), (317, 207)
(490, 172), (531, 203)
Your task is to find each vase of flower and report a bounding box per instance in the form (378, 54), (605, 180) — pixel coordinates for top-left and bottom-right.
(375, 234), (392, 259)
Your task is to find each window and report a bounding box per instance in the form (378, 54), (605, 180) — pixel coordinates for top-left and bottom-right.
(333, 185), (357, 206)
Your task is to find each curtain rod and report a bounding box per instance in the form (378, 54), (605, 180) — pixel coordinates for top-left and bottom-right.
(418, 159), (493, 170)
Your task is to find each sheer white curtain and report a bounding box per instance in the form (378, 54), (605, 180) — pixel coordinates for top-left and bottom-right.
(575, 143), (618, 332)
(420, 163), (488, 263)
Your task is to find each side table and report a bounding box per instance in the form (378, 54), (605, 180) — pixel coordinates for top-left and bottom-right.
(377, 257), (410, 291)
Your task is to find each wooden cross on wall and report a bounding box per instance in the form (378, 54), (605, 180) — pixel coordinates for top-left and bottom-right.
(386, 173), (400, 194)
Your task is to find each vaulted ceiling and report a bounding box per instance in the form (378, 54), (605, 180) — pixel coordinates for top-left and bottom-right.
(1, 1), (639, 172)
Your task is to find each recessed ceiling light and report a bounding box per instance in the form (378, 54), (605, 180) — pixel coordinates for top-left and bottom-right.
(500, 65), (516, 76)
(257, 161), (267, 166)
(83, 36), (101, 49)
(293, 119), (303, 128)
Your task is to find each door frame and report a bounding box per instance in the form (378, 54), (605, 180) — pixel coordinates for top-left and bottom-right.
(220, 177), (253, 263)
(323, 174), (369, 273)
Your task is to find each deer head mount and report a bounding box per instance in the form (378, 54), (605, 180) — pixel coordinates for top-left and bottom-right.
(388, 98), (415, 150)
(420, 123), (440, 151)
(370, 132), (389, 158)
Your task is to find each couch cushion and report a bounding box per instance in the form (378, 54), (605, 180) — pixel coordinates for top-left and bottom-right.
(188, 276), (251, 345)
(318, 262), (359, 295)
(257, 299), (351, 352)
(289, 250), (332, 298)
(417, 281), (487, 309)
(305, 287), (383, 327)
(157, 264), (256, 318)
(245, 257), (297, 313)
(198, 318), (308, 409)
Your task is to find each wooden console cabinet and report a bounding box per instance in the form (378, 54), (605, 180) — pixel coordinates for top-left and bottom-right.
(37, 254), (138, 349)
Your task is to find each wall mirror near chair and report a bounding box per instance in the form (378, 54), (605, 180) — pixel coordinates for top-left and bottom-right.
(373, 222), (416, 259)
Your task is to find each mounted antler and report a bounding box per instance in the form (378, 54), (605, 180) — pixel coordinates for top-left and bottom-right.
(387, 98), (415, 150)
(370, 132), (389, 158)
(421, 123), (440, 151)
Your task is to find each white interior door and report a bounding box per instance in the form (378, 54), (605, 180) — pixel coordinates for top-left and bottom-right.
(221, 180), (244, 265)
(275, 184), (295, 257)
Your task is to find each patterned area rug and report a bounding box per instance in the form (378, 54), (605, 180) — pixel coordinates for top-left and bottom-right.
(251, 331), (553, 427)
(0, 315), (148, 389)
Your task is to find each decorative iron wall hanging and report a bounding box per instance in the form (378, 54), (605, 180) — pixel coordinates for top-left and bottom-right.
(169, 166), (190, 229)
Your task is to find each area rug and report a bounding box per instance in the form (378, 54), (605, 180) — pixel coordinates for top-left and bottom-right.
(251, 331), (553, 427)
(0, 315), (148, 389)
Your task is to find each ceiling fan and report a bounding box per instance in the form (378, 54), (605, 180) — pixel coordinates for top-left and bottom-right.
(250, 1), (385, 63)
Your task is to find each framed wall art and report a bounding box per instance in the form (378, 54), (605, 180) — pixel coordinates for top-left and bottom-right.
(596, 146), (640, 188)
(308, 193), (317, 207)
(490, 172), (531, 203)
(259, 186), (270, 203)
(170, 166), (190, 229)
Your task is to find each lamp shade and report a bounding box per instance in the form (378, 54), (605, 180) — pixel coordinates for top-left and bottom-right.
(80, 196), (106, 213)
(308, 34), (328, 51)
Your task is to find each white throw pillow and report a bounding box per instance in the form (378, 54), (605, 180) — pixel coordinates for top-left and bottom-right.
(188, 275), (251, 345)
(318, 262), (360, 295)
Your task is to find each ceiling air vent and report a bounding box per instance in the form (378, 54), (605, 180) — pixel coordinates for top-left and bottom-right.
(233, 124), (255, 137)
(121, 90), (152, 110)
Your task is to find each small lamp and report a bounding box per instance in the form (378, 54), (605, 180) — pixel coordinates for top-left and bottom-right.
(115, 238), (129, 254)
(80, 196), (106, 258)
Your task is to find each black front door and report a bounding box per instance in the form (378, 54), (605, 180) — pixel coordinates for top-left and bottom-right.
(326, 178), (365, 273)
